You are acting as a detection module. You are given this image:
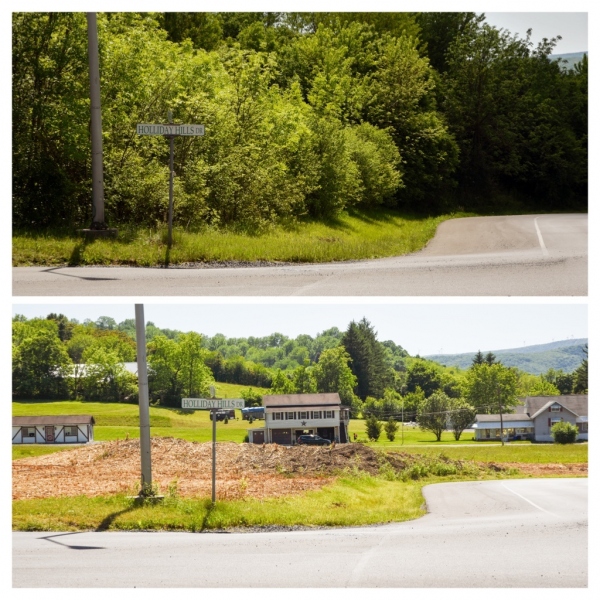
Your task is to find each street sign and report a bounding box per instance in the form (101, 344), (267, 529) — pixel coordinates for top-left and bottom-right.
(136, 124), (205, 136)
(182, 398), (245, 410)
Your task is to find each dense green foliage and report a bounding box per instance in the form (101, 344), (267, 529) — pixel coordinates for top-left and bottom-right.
(13, 314), (586, 427)
(13, 12), (587, 233)
(551, 421), (579, 444)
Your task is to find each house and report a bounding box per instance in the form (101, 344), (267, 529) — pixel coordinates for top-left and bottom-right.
(472, 395), (588, 442)
(247, 393), (351, 445)
(12, 415), (95, 444)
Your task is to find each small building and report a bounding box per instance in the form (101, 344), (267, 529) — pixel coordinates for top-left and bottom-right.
(247, 393), (350, 445)
(12, 415), (95, 444)
(472, 395), (588, 442)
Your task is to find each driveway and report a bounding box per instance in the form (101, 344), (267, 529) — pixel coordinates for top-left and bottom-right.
(12, 214), (587, 296)
(12, 478), (588, 587)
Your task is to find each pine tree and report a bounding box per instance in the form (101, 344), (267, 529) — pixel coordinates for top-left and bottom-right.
(341, 318), (391, 399)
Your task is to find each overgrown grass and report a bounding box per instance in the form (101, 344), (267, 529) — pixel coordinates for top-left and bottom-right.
(12, 476), (426, 532)
(13, 209), (469, 266)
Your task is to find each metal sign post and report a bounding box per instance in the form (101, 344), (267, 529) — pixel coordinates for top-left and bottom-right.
(136, 118), (205, 247)
(182, 398), (245, 503)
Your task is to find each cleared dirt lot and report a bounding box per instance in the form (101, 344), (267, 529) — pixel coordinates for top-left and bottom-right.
(12, 438), (587, 500)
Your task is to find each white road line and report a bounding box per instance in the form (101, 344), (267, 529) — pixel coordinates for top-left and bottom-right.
(501, 482), (558, 517)
(534, 217), (550, 257)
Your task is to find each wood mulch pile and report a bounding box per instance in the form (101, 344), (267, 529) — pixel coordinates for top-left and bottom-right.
(13, 438), (587, 501)
(12, 438), (388, 501)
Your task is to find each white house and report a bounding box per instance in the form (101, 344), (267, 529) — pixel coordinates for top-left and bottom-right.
(12, 415), (95, 444)
(472, 395), (588, 442)
(248, 393), (351, 445)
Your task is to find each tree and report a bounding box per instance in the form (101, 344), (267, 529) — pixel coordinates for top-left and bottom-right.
(12, 321), (72, 399)
(364, 413), (382, 441)
(448, 399), (476, 441)
(313, 346), (360, 410)
(78, 345), (138, 403)
(384, 417), (399, 442)
(573, 345), (588, 394)
(417, 390), (451, 441)
(484, 352), (498, 366)
(341, 318), (391, 399)
(148, 333), (213, 406)
(464, 363), (519, 414)
(406, 360), (443, 398)
(471, 350), (485, 367)
(269, 369), (295, 394)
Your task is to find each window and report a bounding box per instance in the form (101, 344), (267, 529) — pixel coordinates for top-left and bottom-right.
(551, 405), (561, 412)
(299, 411), (309, 420)
(324, 410), (334, 419)
(271, 412), (283, 421)
(285, 412), (296, 420)
(64, 426), (78, 436)
(23, 427), (35, 438)
(311, 411), (322, 419)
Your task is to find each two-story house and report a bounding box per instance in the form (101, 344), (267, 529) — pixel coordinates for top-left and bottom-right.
(247, 393), (350, 445)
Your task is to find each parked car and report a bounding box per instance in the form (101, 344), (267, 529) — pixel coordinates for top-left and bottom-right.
(296, 434), (331, 446)
(210, 409), (235, 421)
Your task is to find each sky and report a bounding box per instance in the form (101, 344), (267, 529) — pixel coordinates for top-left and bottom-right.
(12, 301), (587, 357)
(484, 12), (588, 54)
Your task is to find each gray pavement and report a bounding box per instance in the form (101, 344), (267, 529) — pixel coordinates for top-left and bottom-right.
(12, 478), (588, 588)
(12, 214), (587, 296)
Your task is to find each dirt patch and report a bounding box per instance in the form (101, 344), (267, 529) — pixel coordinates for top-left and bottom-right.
(14, 439), (578, 501)
(488, 462), (588, 477)
(12, 439), (394, 501)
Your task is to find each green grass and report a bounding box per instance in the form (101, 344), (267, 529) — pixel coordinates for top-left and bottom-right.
(13, 401), (588, 464)
(12, 209), (469, 266)
(12, 445), (80, 460)
(392, 443), (588, 464)
(11, 475), (455, 532)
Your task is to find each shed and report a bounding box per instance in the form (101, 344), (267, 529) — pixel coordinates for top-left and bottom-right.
(12, 415), (95, 444)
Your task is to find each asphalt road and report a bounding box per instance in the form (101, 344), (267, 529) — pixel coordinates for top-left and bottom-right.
(12, 478), (588, 588)
(12, 214), (587, 296)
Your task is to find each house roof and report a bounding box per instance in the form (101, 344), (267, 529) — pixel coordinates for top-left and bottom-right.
(263, 393), (341, 408)
(13, 415), (95, 426)
(474, 413), (532, 423)
(524, 394), (588, 418)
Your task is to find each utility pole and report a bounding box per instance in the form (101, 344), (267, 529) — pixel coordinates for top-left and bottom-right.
(84, 13), (116, 238)
(135, 304), (152, 494)
(497, 385), (504, 446)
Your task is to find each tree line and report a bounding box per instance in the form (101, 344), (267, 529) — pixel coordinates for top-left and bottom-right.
(13, 314), (588, 440)
(13, 12), (587, 232)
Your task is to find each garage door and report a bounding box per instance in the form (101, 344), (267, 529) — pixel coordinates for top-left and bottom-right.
(271, 429), (292, 445)
(251, 430), (264, 444)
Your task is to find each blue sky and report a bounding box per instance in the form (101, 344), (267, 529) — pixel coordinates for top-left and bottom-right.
(12, 301), (587, 357)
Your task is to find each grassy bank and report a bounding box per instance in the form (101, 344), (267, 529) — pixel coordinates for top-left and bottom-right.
(13, 209), (468, 266)
(12, 476), (427, 532)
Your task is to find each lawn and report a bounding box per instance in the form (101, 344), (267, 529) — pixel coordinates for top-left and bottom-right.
(12, 209), (469, 266)
(13, 401), (589, 465)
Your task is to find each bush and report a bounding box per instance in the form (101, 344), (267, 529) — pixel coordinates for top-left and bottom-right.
(551, 421), (578, 444)
(365, 414), (382, 441)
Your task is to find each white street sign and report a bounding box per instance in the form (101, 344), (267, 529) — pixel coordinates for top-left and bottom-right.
(136, 124), (205, 136)
(182, 398), (245, 410)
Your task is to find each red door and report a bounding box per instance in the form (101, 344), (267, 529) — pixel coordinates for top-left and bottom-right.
(45, 426), (55, 443)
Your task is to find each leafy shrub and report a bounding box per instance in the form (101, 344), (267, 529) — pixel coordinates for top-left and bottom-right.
(365, 414), (382, 441)
(551, 421), (578, 444)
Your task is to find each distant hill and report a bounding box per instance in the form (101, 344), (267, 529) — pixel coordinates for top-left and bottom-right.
(550, 51), (587, 70)
(425, 339), (587, 375)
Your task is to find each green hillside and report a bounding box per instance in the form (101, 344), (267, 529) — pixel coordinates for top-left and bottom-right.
(425, 339), (587, 374)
